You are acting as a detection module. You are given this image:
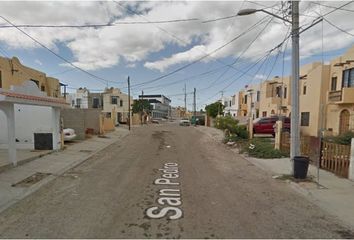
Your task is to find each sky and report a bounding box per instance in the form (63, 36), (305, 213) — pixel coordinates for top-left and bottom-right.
(0, 1), (353, 110)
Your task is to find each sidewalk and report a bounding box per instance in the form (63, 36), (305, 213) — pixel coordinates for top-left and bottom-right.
(200, 125), (354, 230)
(243, 156), (354, 229)
(0, 127), (130, 214)
(0, 149), (53, 172)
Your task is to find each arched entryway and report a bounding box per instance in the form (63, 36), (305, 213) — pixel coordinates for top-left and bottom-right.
(339, 109), (350, 134)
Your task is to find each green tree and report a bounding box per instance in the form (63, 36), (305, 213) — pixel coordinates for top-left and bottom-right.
(132, 99), (152, 114)
(205, 101), (224, 118)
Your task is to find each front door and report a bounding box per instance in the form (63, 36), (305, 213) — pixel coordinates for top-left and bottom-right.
(339, 109), (350, 134)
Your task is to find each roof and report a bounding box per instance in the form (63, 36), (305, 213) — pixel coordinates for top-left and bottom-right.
(0, 90), (68, 107)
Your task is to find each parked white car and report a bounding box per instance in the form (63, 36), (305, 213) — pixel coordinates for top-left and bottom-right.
(63, 128), (77, 141)
(179, 118), (191, 126)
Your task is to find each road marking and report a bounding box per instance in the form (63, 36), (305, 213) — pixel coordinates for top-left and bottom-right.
(145, 162), (183, 220)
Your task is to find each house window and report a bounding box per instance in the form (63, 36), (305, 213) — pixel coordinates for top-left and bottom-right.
(120, 100), (123, 107)
(342, 68), (354, 88)
(301, 112), (310, 126)
(92, 98), (99, 108)
(0, 70), (2, 88)
(41, 85), (45, 91)
(30, 79), (39, 87)
(262, 111), (267, 117)
(111, 96), (118, 104)
(276, 86), (282, 97)
(303, 85), (307, 95)
(283, 87), (287, 99)
(76, 98), (81, 108)
(244, 95), (247, 104)
(229, 100), (232, 106)
(331, 77), (337, 91)
(256, 91), (260, 102)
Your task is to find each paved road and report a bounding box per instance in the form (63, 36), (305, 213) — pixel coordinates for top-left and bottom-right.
(0, 123), (352, 238)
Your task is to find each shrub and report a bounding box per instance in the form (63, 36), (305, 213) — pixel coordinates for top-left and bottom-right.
(215, 116), (248, 139)
(242, 138), (287, 159)
(324, 131), (354, 145)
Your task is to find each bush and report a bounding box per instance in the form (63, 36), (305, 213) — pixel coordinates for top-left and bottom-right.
(215, 116), (248, 139)
(241, 138), (287, 159)
(324, 131), (354, 145)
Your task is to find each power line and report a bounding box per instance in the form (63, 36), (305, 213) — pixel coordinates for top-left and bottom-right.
(202, 14), (238, 23)
(0, 15), (124, 86)
(130, 16), (271, 89)
(310, 1), (354, 13)
(0, 18), (200, 28)
(200, 16), (274, 92)
(323, 17), (354, 37)
(114, 0), (277, 89)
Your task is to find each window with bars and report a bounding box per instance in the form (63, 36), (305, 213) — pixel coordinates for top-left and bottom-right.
(111, 96), (118, 104)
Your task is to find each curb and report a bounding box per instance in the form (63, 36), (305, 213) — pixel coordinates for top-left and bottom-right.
(0, 150), (55, 174)
(0, 131), (130, 214)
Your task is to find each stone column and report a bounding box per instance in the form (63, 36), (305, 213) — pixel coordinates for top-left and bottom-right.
(349, 138), (354, 181)
(0, 104), (17, 166)
(274, 120), (283, 150)
(52, 107), (60, 150)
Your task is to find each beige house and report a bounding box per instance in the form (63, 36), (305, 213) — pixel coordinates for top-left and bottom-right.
(299, 62), (330, 137)
(259, 76), (291, 118)
(326, 46), (354, 136)
(102, 87), (132, 124)
(0, 56), (61, 97)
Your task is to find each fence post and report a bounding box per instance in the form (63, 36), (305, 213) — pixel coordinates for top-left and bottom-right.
(349, 138), (354, 181)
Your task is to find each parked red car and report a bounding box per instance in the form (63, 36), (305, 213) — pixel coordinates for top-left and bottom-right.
(253, 116), (290, 136)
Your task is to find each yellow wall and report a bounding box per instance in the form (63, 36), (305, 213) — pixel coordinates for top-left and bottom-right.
(259, 76), (291, 118)
(102, 88), (133, 124)
(299, 63), (330, 137)
(0, 56), (61, 97)
(326, 46), (354, 135)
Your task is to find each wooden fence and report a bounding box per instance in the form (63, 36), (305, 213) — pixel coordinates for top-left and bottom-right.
(321, 141), (351, 178)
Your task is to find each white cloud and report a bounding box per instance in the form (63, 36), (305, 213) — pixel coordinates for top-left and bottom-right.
(0, 1), (353, 72)
(34, 59), (42, 65)
(254, 74), (266, 80)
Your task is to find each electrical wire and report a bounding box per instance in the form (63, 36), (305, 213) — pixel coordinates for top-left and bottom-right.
(310, 1), (354, 13)
(322, 17), (354, 37)
(0, 15), (124, 86)
(113, 0), (279, 89)
(0, 18), (200, 28)
(200, 16), (274, 92)
(129, 16), (271, 89)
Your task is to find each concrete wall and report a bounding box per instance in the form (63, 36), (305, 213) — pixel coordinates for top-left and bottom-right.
(61, 108), (101, 140)
(0, 104), (53, 149)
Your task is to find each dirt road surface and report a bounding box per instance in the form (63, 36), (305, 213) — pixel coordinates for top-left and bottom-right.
(0, 123), (352, 238)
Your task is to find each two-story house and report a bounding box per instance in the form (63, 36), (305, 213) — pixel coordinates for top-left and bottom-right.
(103, 87), (132, 124)
(326, 46), (354, 135)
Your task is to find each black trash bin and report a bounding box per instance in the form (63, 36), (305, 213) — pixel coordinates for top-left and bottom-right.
(293, 156), (309, 179)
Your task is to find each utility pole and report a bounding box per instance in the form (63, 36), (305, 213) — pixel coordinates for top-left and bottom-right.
(141, 90), (144, 125)
(290, 1), (300, 172)
(184, 83), (187, 117)
(193, 88), (196, 126)
(127, 76), (131, 131)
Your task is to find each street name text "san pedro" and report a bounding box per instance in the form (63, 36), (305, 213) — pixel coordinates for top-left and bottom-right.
(145, 162), (183, 220)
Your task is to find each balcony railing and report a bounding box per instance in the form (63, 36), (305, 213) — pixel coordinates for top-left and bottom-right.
(328, 88), (354, 104)
(328, 90), (342, 102)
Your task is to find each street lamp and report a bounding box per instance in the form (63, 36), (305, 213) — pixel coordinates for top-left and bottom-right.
(238, 2), (300, 174)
